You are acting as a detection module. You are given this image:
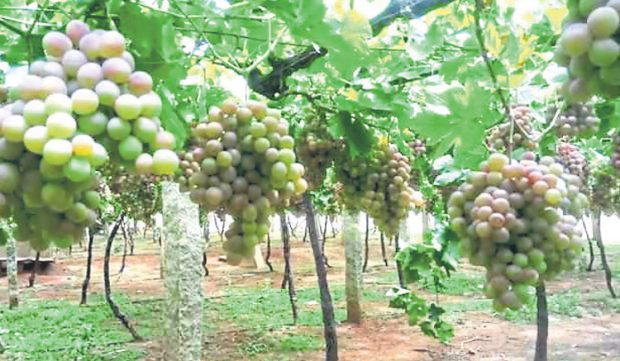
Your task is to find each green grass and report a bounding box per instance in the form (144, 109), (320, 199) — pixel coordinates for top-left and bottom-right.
(0, 284), (387, 360)
(0, 294), (153, 361)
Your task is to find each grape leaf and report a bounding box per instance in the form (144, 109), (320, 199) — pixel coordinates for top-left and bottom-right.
(399, 81), (498, 169)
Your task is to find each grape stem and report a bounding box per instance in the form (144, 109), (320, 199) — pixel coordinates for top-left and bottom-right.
(472, 0), (512, 157)
(534, 283), (548, 361)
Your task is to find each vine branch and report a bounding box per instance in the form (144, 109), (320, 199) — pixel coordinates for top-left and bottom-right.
(472, 0), (513, 157)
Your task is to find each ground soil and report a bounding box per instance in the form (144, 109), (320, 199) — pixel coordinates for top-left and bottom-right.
(1, 228), (619, 361)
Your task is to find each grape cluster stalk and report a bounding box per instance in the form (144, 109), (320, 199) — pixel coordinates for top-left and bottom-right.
(448, 153), (586, 311)
(0, 20), (178, 250)
(177, 99), (307, 264)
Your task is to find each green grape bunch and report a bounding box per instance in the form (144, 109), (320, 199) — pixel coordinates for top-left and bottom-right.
(177, 99), (307, 264)
(335, 141), (423, 237)
(448, 153), (587, 311)
(485, 105), (537, 152)
(548, 103), (600, 138)
(0, 20), (179, 250)
(295, 108), (343, 189)
(556, 1), (620, 102)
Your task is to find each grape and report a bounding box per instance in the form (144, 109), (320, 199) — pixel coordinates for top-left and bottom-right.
(128, 71), (153, 96)
(95, 80), (120, 106)
(42, 31), (72, 58)
(119, 136), (143, 160)
(23, 126), (48, 154)
(99, 31), (126, 58)
(65, 20), (89, 45)
(588, 38), (620, 66)
(102, 57), (131, 84)
(61, 50), (88, 77)
(46, 112), (77, 138)
(587, 6), (620, 38)
(447, 153), (587, 310)
(114, 94), (141, 120)
(76, 62), (103, 89)
(560, 23), (592, 56)
(71, 88), (99, 115)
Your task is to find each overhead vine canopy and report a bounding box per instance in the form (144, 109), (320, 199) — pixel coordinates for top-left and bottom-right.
(0, 0), (593, 171)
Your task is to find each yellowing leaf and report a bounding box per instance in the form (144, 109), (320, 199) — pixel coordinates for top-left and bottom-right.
(342, 9), (372, 50)
(341, 88), (359, 101)
(486, 24), (503, 57)
(545, 6), (567, 33)
(332, 0), (348, 20)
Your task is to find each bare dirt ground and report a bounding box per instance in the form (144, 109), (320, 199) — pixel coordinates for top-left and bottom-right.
(1, 230), (619, 361)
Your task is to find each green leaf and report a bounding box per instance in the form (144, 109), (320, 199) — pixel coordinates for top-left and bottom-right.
(400, 81), (497, 169)
(158, 85), (188, 147)
(264, 0), (370, 78)
(328, 112), (373, 157)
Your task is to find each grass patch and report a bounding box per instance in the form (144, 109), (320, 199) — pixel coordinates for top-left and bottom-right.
(0, 294), (155, 361)
(0, 284), (384, 360)
(421, 271), (485, 296)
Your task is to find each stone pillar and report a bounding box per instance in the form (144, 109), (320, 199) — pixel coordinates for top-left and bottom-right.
(162, 182), (203, 361)
(344, 212), (362, 323)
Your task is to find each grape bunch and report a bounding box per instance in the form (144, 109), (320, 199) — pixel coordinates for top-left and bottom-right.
(0, 21), (179, 250)
(556, 142), (589, 185)
(407, 138), (427, 157)
(588, 166), (618, 213)
(548, 104), (600, 138)
(104, 170), (163, 222)
(334, 142), (423, 236)
(612, 131), (620, 174)
(485, 106), (537, 152)
(295, 109), (342, 188)
(556, 2), (620, 102)
(448, 153), (586, 311)
(177, 99), (307, 264)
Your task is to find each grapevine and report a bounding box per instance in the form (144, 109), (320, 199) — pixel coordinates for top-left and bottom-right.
(448, 153), (586, 311)
(177, 99), (307, 264)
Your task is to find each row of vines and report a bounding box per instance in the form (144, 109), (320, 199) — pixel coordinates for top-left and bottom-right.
(0, 0), (619, 361)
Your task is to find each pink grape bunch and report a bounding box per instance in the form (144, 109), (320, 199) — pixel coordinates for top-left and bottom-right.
(485, 105), (537, 152)
(612, 131), (620, 174)
(556, 142), (589, 186)
(556, 1), (620, 102)
(0, 20), (179, 250)
(334, 142), (423, 237)
(548, 104), (600, 138)
(177, 99), (307, 264)
(447, 153), (586, 311)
